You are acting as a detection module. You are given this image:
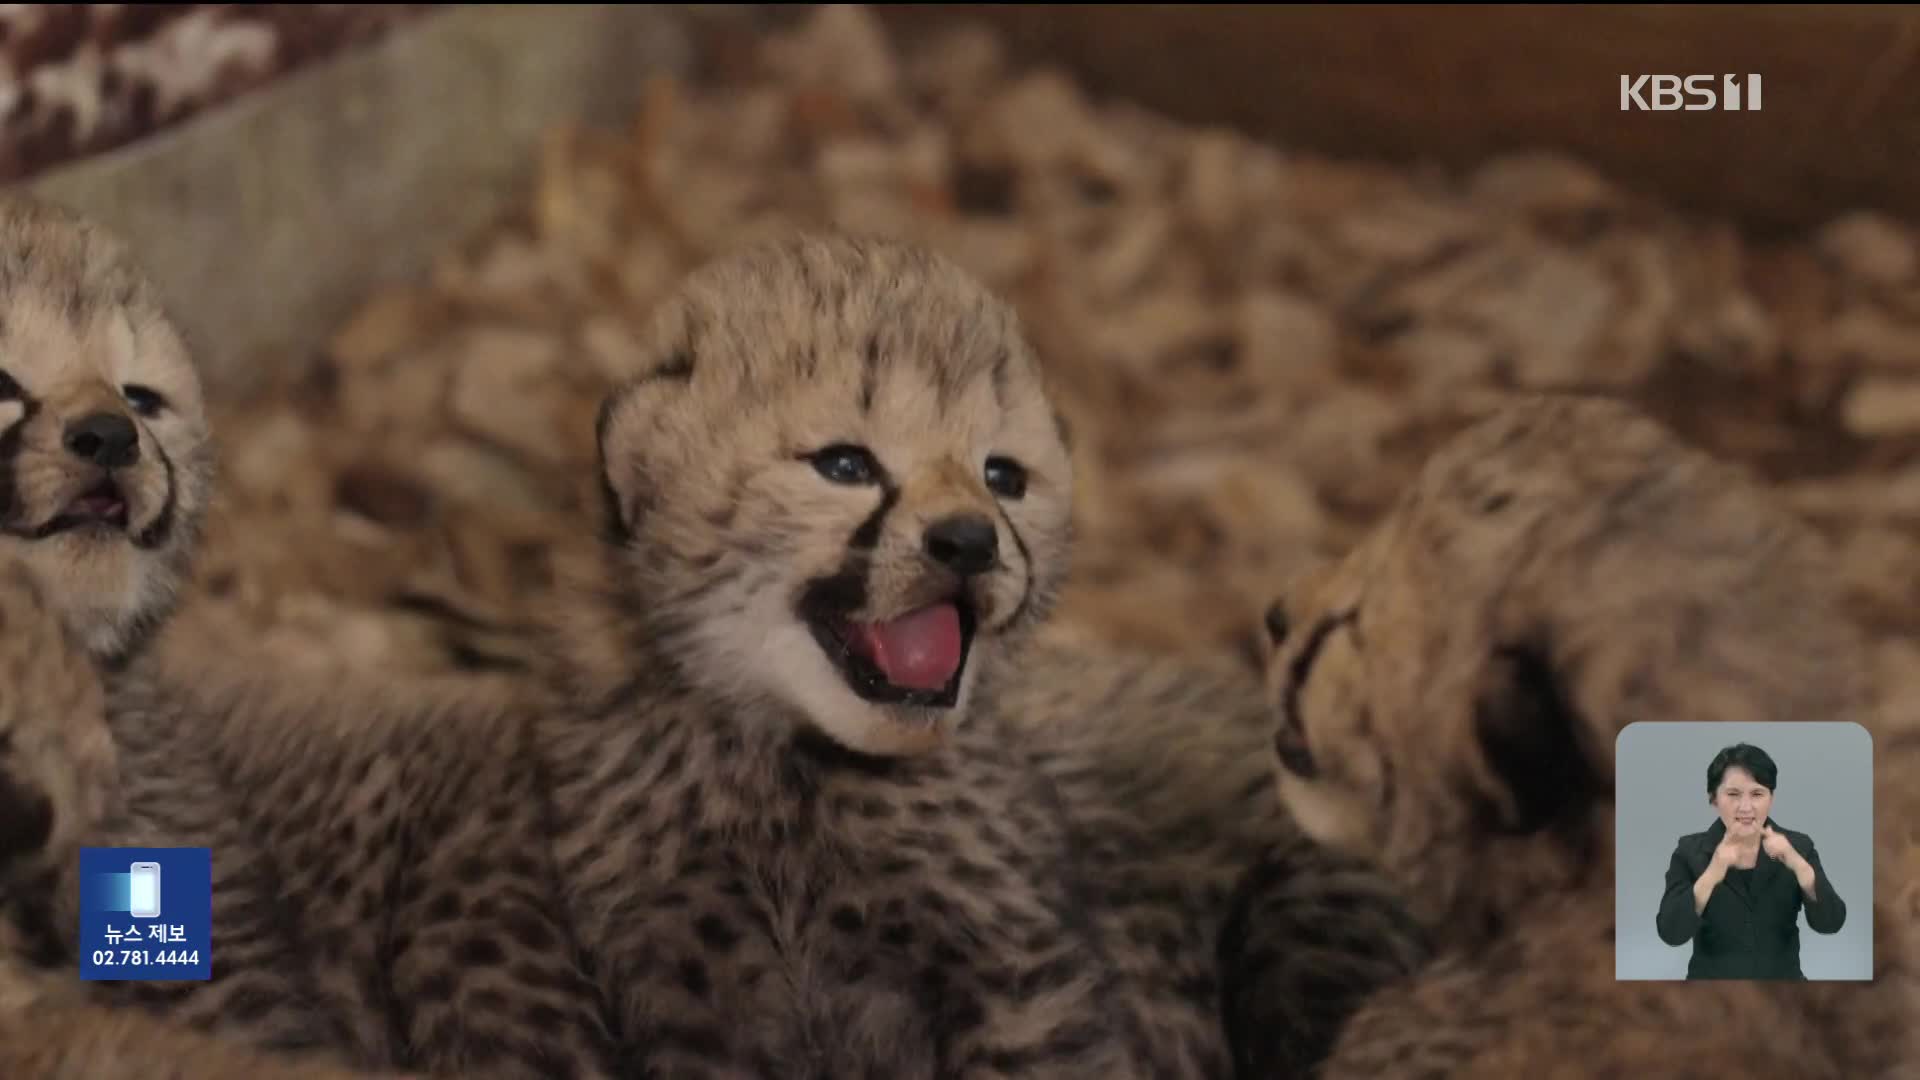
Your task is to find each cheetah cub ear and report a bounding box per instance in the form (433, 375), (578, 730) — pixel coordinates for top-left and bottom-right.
(1464, 639), (1608, 841)
(594, 297), (707, 545)
(596, 378), (676, 545)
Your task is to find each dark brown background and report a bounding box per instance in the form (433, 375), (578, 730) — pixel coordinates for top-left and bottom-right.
(875, 4), (1920, 236)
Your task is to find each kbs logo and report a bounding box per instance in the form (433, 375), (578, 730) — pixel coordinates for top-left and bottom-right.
(1620, 74), (1762, 111)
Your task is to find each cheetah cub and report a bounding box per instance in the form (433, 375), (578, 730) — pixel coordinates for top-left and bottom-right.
(0, 200), (420, 1079)
(0, 205), (1413, 1078)
(1236, 394), (1919, 1078)
(534, 233), (1417, 1078)
(0, 193), (209, 970)
(0, 195), (613, 1078)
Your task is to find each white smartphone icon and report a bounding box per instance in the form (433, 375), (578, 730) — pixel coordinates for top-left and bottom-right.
(128, 862), (161, 919)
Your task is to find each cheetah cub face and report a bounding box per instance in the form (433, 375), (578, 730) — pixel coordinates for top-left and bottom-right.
(0, 197), (212, 663)
(596, 235), (1073, 757)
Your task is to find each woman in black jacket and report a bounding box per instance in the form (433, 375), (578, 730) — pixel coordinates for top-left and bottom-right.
(1656, 743), (1846, 980)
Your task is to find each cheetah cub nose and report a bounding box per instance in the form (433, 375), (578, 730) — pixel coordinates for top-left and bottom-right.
(63, 412), (140, 469)
(923, 514), (999, 577)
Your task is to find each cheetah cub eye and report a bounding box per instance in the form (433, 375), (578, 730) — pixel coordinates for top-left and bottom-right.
(1263, 602), (1291, 647)
(121, 384), (167, 418)
(984, 456), (1027, 500)
(808, 444), (883, 486)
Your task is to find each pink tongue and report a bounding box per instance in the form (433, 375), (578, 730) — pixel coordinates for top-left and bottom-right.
(850, 603), (962, 691)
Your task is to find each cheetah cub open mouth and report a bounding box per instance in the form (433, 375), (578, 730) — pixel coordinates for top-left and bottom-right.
(803, 593), (979, 711)
(43, 479), (132, 536)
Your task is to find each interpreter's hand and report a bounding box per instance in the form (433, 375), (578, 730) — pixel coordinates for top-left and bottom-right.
(1711, 831), (1756, 872)
(1761, 825), (1798, 865)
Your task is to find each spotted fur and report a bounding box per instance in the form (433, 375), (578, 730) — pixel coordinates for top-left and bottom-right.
(0, 506), (417, 1080)
(4, 215), (1411, 1078)
(0, 951), (415, 1080)
(0, 558), (111, 969)
(1241, 394), (1920, 1078)
(1215, 835), (1430, 1080)
(534, 232), (1419, 1077)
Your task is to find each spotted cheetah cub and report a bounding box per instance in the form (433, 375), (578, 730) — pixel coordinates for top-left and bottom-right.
(0, 206), (1412, 1078)
(0, 202), (410, 1079)
(0, 193), (206, 972)
(0, 935), (412, 1080)
(0, 195), (612, 1078)
(1238, 394), (1919, 1078)
(534, 233), (1417, 1078)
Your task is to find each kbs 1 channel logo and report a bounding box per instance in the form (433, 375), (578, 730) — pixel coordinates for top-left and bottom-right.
(78, 847), (212, 981)
(1620, 74), (1762, 112)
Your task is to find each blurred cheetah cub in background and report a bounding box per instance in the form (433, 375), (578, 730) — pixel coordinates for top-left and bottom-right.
(537, 232), (1418, 1078)
(1235, 394), (1919, 1078)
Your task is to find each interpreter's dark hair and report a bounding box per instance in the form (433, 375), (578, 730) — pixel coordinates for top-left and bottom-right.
(1706, 743), (1778, 797)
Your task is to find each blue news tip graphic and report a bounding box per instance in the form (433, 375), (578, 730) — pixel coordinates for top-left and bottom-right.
(78, 847), (211, 981)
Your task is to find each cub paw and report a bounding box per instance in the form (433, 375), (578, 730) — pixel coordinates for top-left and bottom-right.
(0, 560), (115, 882)
(1218, 838), (1432, 1080)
